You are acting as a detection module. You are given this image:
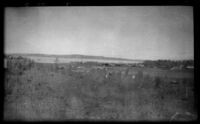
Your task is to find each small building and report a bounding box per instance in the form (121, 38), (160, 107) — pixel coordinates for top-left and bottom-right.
(186, 65), (194, 69)
(170, 67), (178, 70)
(138, 63), (144, 67)
(170, 80), (179, 85)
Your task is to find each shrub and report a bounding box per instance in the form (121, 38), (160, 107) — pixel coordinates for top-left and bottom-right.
(155, 77), (161, 89)
(6, 56), (34, 75)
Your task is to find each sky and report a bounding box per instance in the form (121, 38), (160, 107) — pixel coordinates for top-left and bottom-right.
(5, 6), (193, 60)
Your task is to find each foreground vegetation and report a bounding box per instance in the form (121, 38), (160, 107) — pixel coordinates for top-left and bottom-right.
(4, 56), (196, 121)
(143, 60), (194, 70)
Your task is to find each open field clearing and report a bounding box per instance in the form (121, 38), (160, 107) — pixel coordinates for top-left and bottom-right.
(4, 56), (196, 121)
(5, 6), (194, 122)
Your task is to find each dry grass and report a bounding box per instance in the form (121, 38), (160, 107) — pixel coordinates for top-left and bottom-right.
(4, 57), (196, 121)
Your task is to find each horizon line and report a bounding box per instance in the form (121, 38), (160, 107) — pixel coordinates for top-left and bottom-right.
(4, 52), (194, 61)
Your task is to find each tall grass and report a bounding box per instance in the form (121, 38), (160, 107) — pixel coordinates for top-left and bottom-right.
(4, 59), (196, 121)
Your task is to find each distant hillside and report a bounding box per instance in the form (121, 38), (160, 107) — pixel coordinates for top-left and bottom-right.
(5, 53), (137, 62)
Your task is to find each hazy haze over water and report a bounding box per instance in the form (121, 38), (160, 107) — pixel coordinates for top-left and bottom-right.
(5, 6), (193, 60)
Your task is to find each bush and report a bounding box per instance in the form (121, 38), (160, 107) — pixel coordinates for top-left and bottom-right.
(155, 77), (161, 89)
(135, 70), (144, 88)
(6, 56), (34, 75)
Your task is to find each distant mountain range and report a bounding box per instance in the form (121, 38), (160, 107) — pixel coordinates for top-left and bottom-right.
(6, 53), (140, 62)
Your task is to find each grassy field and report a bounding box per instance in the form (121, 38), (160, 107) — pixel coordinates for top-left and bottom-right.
(4, 56), (196, 121)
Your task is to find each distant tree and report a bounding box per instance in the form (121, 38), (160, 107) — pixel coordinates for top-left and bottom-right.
(55, 57), (59, 63)
(55, 57), (59, 70)
(155, 77), (161, 89)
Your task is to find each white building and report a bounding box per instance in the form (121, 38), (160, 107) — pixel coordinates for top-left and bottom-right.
(186, 65), (194, 69)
